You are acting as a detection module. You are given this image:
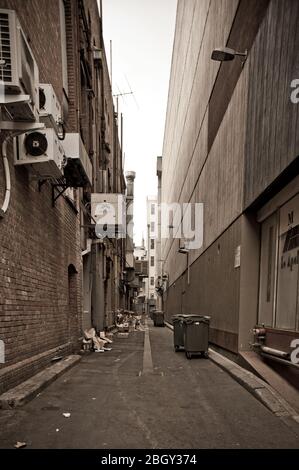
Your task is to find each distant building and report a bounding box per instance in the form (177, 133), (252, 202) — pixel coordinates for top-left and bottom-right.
(133, 239), (148, 313)
(146, 196), (157, 306)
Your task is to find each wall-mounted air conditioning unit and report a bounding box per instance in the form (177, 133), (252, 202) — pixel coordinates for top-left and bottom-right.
(91, 193), (126, 238)
(63, 133), (92, 187)
(39, 83), (61, 130)
(14, 128), (65, 178)
(0, 9), (39, 121)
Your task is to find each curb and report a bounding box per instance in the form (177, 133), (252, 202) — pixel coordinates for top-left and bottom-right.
(164, 321), (299, 424)
(208, 349), (299, 421)
(0, 354), (81, 409)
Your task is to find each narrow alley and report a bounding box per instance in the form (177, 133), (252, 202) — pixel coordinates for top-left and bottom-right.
(1, 0), (299, 460)
(0, 322), (298, 449)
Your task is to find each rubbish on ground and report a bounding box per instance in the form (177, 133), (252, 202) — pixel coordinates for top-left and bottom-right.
(62, 412), (71, 418)
(14, 442), (26, 449)
(82, 338), (92, 351)
(56, 429), (60, 432)
(114, 358), (120, 362)
(99, 331), (113, 344)
(83, 328), (108, 352)
(92, 397), (96, 400)
(116, 310), (143, 333)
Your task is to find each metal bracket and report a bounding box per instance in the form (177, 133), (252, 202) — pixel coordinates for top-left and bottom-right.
(51, 183), (69, 207)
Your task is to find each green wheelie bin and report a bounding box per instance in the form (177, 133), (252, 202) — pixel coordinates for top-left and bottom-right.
(153, 310), (165, 327)
(172, 314), (189, 351)
(183, 315), (210, 359)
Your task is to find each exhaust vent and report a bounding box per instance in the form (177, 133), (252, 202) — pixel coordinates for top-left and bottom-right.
(0, 12), (12, 82)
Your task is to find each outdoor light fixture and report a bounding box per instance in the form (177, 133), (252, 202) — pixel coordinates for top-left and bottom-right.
(211, 47), (247, 62)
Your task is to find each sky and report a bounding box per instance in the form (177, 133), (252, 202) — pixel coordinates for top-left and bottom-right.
(102, 0), (177, 246)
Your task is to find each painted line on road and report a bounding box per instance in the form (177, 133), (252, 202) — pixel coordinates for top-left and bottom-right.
(142, 318), (153, 375)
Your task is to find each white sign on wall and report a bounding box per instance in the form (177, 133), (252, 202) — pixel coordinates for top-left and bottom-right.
(234, 245), (241, 268)
(0, 340), (4, 364)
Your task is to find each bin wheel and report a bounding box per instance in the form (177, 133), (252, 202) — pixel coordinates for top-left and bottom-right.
(186, 351), (192, 359)
(174, 345), (179, 352)
(203, 351), (209, 359)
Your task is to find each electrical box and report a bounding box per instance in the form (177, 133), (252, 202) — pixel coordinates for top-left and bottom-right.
(14, 127), (65, 178)
(0, 9), (39, 121)
(62, 133), (92, 187)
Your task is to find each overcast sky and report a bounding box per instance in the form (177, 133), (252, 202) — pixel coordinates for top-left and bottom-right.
(102, 0), (177, 246)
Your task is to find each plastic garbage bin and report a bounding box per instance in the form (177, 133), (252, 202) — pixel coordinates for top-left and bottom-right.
(183, 315), (210, 359)
(172, 314), (189, 351)
(153, 310), (165, 327)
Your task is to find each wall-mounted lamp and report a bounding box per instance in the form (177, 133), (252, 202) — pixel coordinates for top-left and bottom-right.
(178, 247), (189, 254)
(211, 47), (247, 62)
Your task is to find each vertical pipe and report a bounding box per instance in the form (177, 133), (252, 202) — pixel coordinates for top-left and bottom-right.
(110, 39), (113, 91)
(121, 114), (124, 170)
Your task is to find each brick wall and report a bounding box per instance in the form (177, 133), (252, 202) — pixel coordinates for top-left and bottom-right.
(0, 0), (126, 392)
(0, 0), (83, 393)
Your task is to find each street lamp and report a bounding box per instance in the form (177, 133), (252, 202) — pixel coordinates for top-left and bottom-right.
(211, 47), (247, 62)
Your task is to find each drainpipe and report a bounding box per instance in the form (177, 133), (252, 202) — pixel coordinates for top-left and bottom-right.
(0, 136), (11, 218)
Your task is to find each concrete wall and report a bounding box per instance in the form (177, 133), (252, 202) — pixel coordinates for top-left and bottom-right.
(162, 0), (299, 354)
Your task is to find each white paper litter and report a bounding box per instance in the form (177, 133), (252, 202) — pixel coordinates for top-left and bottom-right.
(14, 442), (26, 449)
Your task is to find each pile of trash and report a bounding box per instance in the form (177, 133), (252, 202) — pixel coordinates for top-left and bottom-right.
(116, 310), (143, 337)
(82, 328), (113, 353)
(82, 311), (144, 350)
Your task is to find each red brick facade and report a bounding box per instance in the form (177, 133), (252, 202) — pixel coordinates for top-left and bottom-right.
(0, 0), (125, 393)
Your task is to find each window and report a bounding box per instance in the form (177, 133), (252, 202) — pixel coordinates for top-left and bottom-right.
(135, 256), (139, 260)
(151, 239), (155, 250)
(150, 277), (155, 286)
(151, 222), (155, 233)
(151, 204), (155, 215)
(151, 256), (154, 267)
(258, 192), (299, 331)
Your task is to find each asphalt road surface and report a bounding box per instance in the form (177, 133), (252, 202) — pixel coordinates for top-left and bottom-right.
(0, 322), (298, 449)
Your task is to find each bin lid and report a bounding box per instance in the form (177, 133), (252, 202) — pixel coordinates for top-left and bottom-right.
(172, 314), (190, 321)
(183, 314), (211, 323)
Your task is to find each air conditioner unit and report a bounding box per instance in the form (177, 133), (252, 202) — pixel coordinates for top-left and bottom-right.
(14, 127), (65, 178)
(93, 48), (102, 67)
(62, 133), (92, 187)
(0, 9), (39, 121)
(91, 193), (126, 238)
(39, 83), (62, 130)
